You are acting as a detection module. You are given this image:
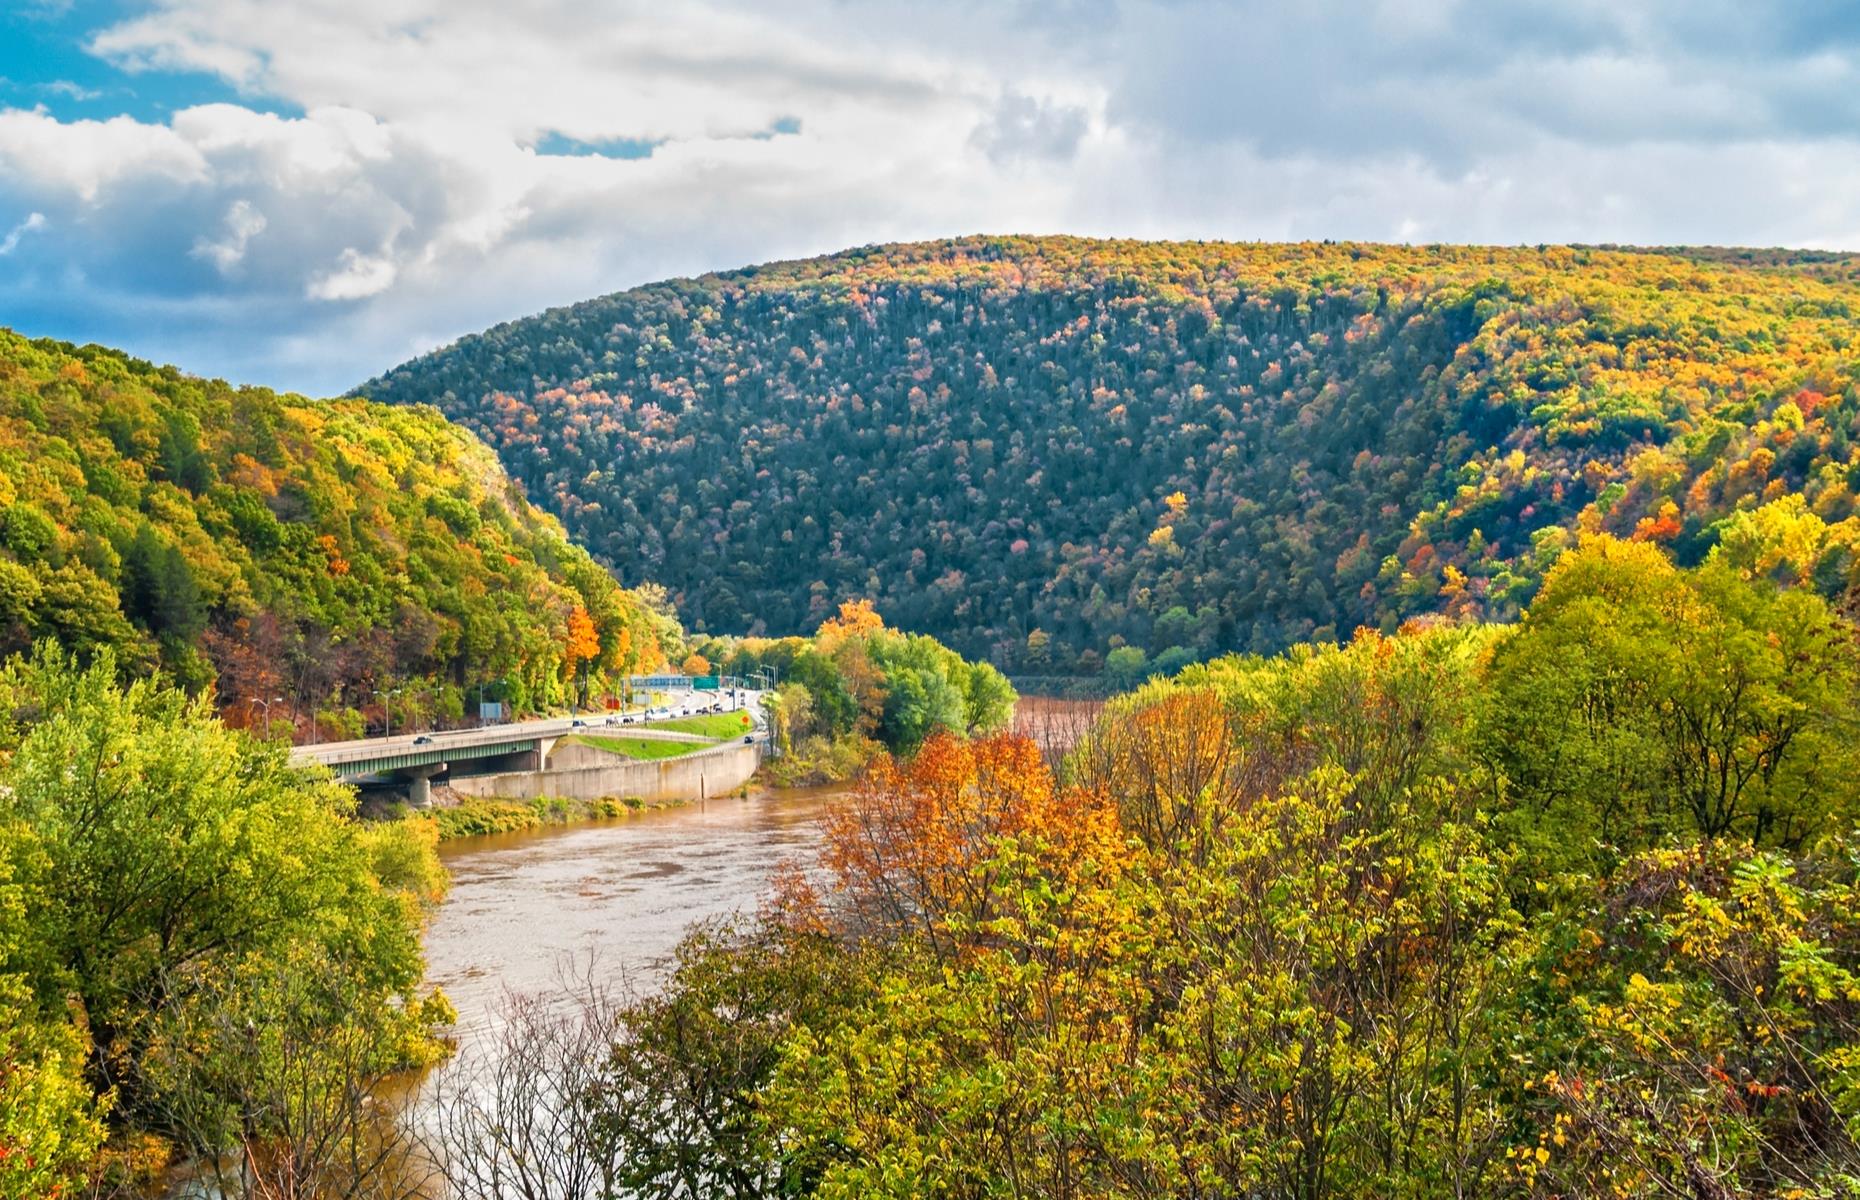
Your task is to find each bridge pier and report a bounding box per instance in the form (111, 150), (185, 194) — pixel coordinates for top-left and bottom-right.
(396, 763), (447, 809)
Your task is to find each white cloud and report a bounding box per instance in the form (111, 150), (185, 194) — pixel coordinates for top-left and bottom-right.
(42, 80), (103, 101)
(0, 211), (46, 255)
(0, 107), (206, 201)
(0, 0), (1856, 394)
(307, 247), (398, 301)
(191, 198), (266, 273)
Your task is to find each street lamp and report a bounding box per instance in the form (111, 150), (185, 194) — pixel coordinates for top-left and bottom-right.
(249, 696), (284, 738)
(375, 686), (406, 738)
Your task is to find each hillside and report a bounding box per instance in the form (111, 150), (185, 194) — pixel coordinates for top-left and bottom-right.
(358, 236), (1860, 674)
(0, 329), (679, 738)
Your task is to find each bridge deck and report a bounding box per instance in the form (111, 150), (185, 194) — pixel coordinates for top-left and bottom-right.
(290, 717), (729, 779)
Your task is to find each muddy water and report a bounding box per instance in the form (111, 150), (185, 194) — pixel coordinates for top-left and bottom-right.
(424, 786), (840, 1035)
(1012, 694), (1107, 756)
(422, 700), (1096, 1031)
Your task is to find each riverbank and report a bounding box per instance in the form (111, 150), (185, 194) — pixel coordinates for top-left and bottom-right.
(422, 786), (757, 841)
(429, 793), (645, 839)
(756, 731), (881, 787)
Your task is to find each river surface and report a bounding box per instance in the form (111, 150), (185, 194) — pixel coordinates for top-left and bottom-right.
(424, 786), (840, 1036)
(423, 700), (1100, 1032)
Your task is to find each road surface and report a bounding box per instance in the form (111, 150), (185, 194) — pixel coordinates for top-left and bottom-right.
(289, 688), (765, 771)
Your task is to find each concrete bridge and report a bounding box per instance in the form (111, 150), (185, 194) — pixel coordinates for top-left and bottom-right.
(448, 736), (762, 807)
(291, 702), (762, 808)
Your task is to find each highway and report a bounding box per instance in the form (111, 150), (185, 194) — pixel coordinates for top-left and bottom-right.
(290, 688), (765, 772)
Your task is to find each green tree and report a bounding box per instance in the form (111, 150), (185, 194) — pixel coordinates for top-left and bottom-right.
(592, 922), (867, 1200)
(1104, 644), (1149, 688)
(0, 830), (105, 1200)
(0, 645), (437, 1133)
(878, 669), (931, 754)
(1525, 839), (1860, 1196)
(1483, 535), (1860, 867)
(963, 661), (1016, 733)
(118, 523), (206, 644)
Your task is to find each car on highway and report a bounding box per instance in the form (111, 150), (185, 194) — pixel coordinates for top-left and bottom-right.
(742, 733), (755, 744)
(413, 734), (433, 745)
(571, 718), (588, 728)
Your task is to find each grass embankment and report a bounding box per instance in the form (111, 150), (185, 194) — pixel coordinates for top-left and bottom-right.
(565, 708), (752, 759)
(569, 733), (706, 760)
(643, 710), (754, 738)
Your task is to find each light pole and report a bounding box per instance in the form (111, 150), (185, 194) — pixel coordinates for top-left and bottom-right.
(249, 696), (284, 738)
(376, 686), (405, 738)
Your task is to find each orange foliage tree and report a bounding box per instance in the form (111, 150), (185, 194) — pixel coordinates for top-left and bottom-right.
(562, 604), (601, 704)
(815, 598), (885, 645)
(821, 732), (1118, 949)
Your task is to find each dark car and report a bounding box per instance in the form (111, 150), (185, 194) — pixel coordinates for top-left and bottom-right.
(571, 718), (588, 728)
(742, 734), (755, 744)
(412, 734), (433, 745)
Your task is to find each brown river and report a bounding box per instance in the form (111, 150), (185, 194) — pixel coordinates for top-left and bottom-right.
(423, 785), (840, 1035)
(423, 700), (1100, 1026)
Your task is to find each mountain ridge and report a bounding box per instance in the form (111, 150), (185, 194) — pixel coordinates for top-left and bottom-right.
(0, 327), (679, 735)
(355, 234), (1860, 675)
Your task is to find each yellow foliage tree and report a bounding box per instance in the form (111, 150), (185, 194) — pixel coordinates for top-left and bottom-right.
(816, 598), (885, 646)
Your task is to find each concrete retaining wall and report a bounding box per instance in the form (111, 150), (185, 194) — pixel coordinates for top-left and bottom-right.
(544, 732), (710, 772)
(448, 742), (760, 804)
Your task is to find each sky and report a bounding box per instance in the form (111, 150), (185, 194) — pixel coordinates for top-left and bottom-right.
(3, 0), (1860, 395)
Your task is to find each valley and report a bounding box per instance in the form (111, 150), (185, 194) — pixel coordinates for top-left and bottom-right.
(9, 238), (1860, 1193)
(10, 4), (1858, 1194)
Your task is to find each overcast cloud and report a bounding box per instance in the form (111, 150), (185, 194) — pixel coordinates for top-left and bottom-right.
(2, 0), (1858, 394)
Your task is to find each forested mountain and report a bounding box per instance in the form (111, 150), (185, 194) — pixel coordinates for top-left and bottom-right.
(359, 236), (1860, 674)
(0, 329), (679, 738)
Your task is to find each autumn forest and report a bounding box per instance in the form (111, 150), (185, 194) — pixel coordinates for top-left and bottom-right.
(361, 237), (1860, 683)
(6, 233), (1860, 1199)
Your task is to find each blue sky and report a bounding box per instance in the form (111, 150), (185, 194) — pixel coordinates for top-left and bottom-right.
(4, 1), (1860, 395)
(1, 2), (298, 121)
